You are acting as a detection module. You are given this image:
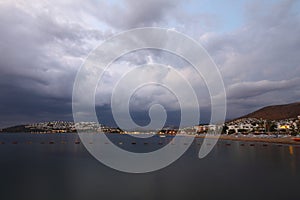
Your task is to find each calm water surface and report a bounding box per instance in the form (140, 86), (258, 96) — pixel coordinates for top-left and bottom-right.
(0, 133), (299, 200)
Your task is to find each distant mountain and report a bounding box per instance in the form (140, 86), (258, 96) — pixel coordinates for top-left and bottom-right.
(1, 125), (27, 132)
(238, 102), (300, 120)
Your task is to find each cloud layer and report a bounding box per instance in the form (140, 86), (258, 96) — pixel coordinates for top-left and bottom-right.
(0, 0), (299, 127)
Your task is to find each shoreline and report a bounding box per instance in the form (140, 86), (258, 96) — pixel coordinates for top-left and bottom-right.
(196, 135), (300, 145)
(1, 132), (300, 145)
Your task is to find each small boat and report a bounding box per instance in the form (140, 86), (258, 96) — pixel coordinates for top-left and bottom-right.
(293, 137), (300, 142)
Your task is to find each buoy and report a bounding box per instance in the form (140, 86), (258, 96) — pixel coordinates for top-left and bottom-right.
(131, 142), (136, 145)
(262, 144), (268, 147)
(12, 141), (18, 144)
(250, 144), (255, 146)
(49, 141), (54, 144)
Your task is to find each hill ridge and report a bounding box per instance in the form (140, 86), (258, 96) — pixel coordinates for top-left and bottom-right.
(237, 102), (300, 121)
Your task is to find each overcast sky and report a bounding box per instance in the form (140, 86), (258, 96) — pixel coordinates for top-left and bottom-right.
(0, 0), (300, 128)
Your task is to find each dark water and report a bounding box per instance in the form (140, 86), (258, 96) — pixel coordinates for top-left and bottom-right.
(0, 133), (299, 200)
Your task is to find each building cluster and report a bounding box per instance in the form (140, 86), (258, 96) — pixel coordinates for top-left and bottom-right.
(75, 122), (122, 133)
(224, 116), (300, 135)
(194, 124), (220, 133)
(25, 121), (76, 133)
(7, 116), (300, 136)
(25, 121), (122, 133)
(192, 116), (300, 135)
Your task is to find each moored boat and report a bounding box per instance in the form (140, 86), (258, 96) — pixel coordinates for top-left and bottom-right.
(292, 137), (300, 142)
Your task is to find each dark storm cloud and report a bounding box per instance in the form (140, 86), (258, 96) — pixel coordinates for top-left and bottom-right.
(0, 1), (105, 127)
(0, 0), (299, 128)
(0, 83), (73, 128)
(0, 0), (186, 128)
(226, 78), (300, 100)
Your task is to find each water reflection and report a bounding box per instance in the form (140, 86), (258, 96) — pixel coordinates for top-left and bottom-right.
(289, 145), (294, 155)
(0, 133), (299, 200)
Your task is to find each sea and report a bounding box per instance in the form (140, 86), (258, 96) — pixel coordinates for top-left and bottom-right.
(0, 133), (299, 200)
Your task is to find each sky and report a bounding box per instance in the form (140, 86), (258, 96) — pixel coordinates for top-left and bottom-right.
(0, 0), (300, 128)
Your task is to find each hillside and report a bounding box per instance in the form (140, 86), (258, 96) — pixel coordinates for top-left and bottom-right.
(239, 102), (300, 120)
(1, 125), (27, 132)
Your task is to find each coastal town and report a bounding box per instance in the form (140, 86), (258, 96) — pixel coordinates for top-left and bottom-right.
(224, 116), (300, 135)
(0, 121), (123, 134)
(1, 115), (300, 137)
